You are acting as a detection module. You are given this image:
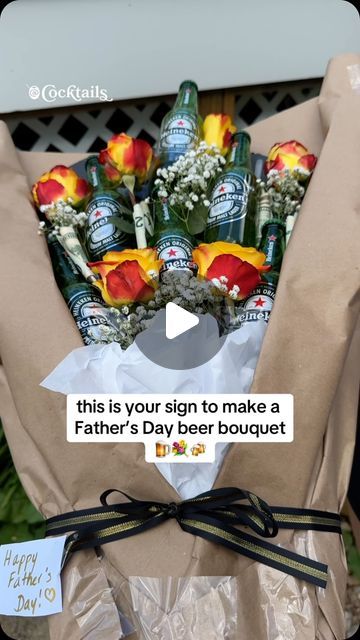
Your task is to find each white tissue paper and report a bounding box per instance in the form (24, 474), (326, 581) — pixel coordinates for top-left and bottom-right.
(41, 316), (266, 499)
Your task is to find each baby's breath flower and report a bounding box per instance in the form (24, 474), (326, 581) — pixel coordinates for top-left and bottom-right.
(151, 142), (225, 231)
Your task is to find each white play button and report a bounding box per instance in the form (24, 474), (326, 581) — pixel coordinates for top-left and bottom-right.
(165, 302), (199, 340)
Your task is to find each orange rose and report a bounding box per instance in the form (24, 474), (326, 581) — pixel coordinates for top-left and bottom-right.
(89, 248), (162, 307)
(264, 140), (317, 176)
(99, 133), (153, 184)
(32, 165), (90, 208)
(203, 114), (237, 155)
(193, 242), (268, 300)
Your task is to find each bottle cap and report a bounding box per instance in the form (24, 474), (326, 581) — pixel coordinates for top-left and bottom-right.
(179, 80), (198, 91)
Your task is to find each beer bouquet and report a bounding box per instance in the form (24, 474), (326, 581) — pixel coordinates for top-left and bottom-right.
(0, 54), (359, 640)
(32, 81), (317, 351)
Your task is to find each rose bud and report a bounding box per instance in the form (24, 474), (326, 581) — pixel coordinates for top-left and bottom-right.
(32, 165), (90, 209)
(264, 140), (317, 177)
(203, 114), (237, 155)
(193, 242), (268, 300)
(99, 133), (153, 184)
(89, 248), (163, 307)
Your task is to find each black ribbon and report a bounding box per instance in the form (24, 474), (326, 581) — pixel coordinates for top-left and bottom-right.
(46, 487), (341, 588)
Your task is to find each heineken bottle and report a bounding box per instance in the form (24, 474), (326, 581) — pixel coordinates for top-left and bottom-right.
(205, 131), (257, 246)
(47, 234), (113, 345)
(238, 219), (285, 326)
(158, 80), (201, 166)
(85, 155), (131, 261)
(258, 218), (286, 279)
(152, 198), (196, 275)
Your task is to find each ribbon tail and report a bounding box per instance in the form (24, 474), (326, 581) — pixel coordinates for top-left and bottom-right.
(180, 516), (328, 588)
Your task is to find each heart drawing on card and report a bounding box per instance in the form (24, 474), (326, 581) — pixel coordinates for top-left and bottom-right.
(44, 588), (56, 603)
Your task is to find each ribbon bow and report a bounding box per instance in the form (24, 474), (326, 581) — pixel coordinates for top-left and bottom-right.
(46, 487), (341, 588)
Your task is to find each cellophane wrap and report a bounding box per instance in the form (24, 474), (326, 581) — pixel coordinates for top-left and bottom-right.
(41, 319), (266, 499)
(0, 53), (359, 639)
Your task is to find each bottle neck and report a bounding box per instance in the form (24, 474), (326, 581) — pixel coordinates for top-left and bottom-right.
(259, 221), (286, 274)
(156, 198), (183, 229)
(227, 132), (251, 169)
(47, 234), (83, 290)
(174, 81), (198, 112)
(86, 156), (105, 191)
(258, 187), (271, 218)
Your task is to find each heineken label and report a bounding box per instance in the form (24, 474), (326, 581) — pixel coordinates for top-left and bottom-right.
(160, 112), (198, 152)
(260, 223), (285, 272)
(207, 172), (251, 229)
(68, 289), (113, 346)
(86, 196), (126, 260)
(237, 283), (276, 326)
(156, 234), (195, 273)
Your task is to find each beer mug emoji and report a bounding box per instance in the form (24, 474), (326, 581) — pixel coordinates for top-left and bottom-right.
(198, 443), (206, 453)
(191, 445), (200, 456)
(156, 441), (171, 457)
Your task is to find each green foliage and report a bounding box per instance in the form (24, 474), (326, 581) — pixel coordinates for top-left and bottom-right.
(0, 421), (45, 543)
(108, 214), (135, 235)
(186, 205), (208, 235)
(343, 527), (360, 582)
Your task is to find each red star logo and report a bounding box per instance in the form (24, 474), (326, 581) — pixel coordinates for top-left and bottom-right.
(94, 210), (102, 218)
(177, 120), (184, 126)
(167, 248), (177, 257)
(268, 234), (277, 242)
(219, 186), (226, 193)
(254, 297), (265, 307)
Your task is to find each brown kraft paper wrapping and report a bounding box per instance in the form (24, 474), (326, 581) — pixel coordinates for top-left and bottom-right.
(0, 53), (359, 639)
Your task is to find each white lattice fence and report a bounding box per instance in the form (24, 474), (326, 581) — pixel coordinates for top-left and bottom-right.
(3, 81), (321, 153)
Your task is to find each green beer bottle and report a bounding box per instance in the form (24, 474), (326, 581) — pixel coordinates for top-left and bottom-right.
(85, 156), (131, 261)
(205, 131), (257, 246)
(238, 219), (285, 326)
(47, 234), (113, 345)
(152, 198), (196, 275)
(158, 80), (201, 166)
(258, 218), (286, 284)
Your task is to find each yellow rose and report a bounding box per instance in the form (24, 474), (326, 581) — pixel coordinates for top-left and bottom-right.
(193, 242), (268, 300)
(99, 133), (153, 184)
(32, 165), (90, 208)
(203, 114), (237, 155)
(89, 248), (163, 307)
(265, 140), (317, 176)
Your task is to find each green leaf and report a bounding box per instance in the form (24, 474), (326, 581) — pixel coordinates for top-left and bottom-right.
(0, 522), (33, 544)
(122, 174), (136, 195)
(0, 420), (44, 543)
(107, 216), (135, 235)
(187, 208), (207, 235)
(343, 528), (360, 581)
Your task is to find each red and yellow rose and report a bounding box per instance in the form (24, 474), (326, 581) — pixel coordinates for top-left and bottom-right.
(203, 114), (237, 155)
(32, 165), (90, 208)
(264, 140), (317, 176)
(193, 242), (268, 300)
(89, 248), (163, 307)
(99, 133), (153, 184)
